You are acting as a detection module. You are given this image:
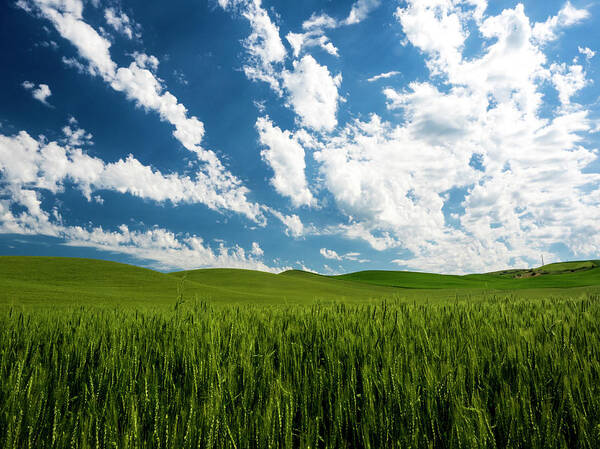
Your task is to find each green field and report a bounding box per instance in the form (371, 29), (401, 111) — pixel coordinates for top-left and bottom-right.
(1, 256), (600, 448)
(1, 256), (599, 307)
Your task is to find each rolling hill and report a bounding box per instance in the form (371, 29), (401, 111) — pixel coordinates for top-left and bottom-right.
(0, 256), (400, 306)
(0, 256), (598, 307)
(334, 260), (600, 290)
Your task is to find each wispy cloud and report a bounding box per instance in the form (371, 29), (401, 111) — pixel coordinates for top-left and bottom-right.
(367, 71), (400, 82)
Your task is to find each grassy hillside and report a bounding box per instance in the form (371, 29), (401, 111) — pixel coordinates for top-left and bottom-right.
(491, 260), (600, 277)
(0, 256), (200, 306)
(335, 260), (600, 290)
(1, 256), (598, 307)
(169, 267), (401, 303)
(0, 257), (399, 306)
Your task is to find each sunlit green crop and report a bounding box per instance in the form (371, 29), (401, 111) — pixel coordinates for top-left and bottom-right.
(2, 294), (600, 448)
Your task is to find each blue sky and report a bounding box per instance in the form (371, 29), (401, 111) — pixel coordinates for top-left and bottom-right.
(0, 0), (598, 274)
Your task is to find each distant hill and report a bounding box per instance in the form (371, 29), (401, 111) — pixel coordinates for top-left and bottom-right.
(334, 260), (600, 290)
(169, 267), (398, 303)
(0, 256), (598, 307)
(490, 260), (600, 278)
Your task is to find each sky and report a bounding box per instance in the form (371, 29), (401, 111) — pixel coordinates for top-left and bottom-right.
(0, 0), (599, 274)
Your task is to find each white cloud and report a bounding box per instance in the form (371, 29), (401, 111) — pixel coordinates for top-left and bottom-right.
(320, 40), (339, 57)
(251, 241), (264, 256)
(265, 207), (305, 237)
(256, 116), (315, 207)
(34, 0), (117, 79)
(325, 222), (396, 252)
(62, 56), (86, 73)
(24, 0), (263, 222)
(64, 225), (282, 272)
(302, 13), (337, 30)
(0, 129), (261, 219)
(343, 252), (369, 263)
(282, 55), (342, 132)
(131, 51), (159, 71)
(286, 31), (339, 58)
(532, 1), (590, 43)
(219, 0), (287, 93)
(0, 120), (305, 272)
(61, 119), (93, 146)
(308, 2), (600, 273)
(16, 0), (600, 274)
(302, 0), (380, 29)
(104, 7), (136, 39)
(109, 59), (205, 152)
(578, 46), (595, 61)
(344, 0), (381, 25)
(550, 63), (588, 105)
(367, 71), (400, 82)
(396, 0), (467, 75)
(22, 81), (52, 106)
(38, 39), (58, 49)
(15, 0), (32, 12)
(0, 130), (287, 273)
(0, 199), (281, 271)
(220, 2), (343, 137)
(320, 247), (341, 260)
(465, 0), (487, 22)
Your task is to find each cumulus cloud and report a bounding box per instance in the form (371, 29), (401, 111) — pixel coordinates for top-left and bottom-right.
(22, 81), (52, 106)
(0, 129), (261, 218)
(0, 198), (281, 271)
(104, 7), (137, 39)
(219, 2), (343, 135)
(310, 1), (599, 273)
(0, 121), (303, 270)
(532, 1), (590, 43)
(302, 13), (337, 30)
(282, 55), (342, 132)
(578, 46), (595, 61)
(218, 0), (287, 93)
(23, 0), (263, 222)
(131, 51), (159, 71)
(396, 0), (467, 75)
(0, 133), (283, 273)
(33, 0), (117, 79)
(290, 0), (379, 59)
(61, 117), (93, 146)
(15, 0), (600, 274)
(64, 225), (281, 272)
(302, 0), (380, 29)
(550, 63), (588, 105)
(264, 207), (305, 237)
(256, 117), (315, 207)
(344, 0), (381, 25)
(251, 241), (264, 256)
(286, 31), (339, 58)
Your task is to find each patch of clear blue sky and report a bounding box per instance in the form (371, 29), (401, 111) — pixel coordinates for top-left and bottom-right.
(0, 0), (598, 273)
